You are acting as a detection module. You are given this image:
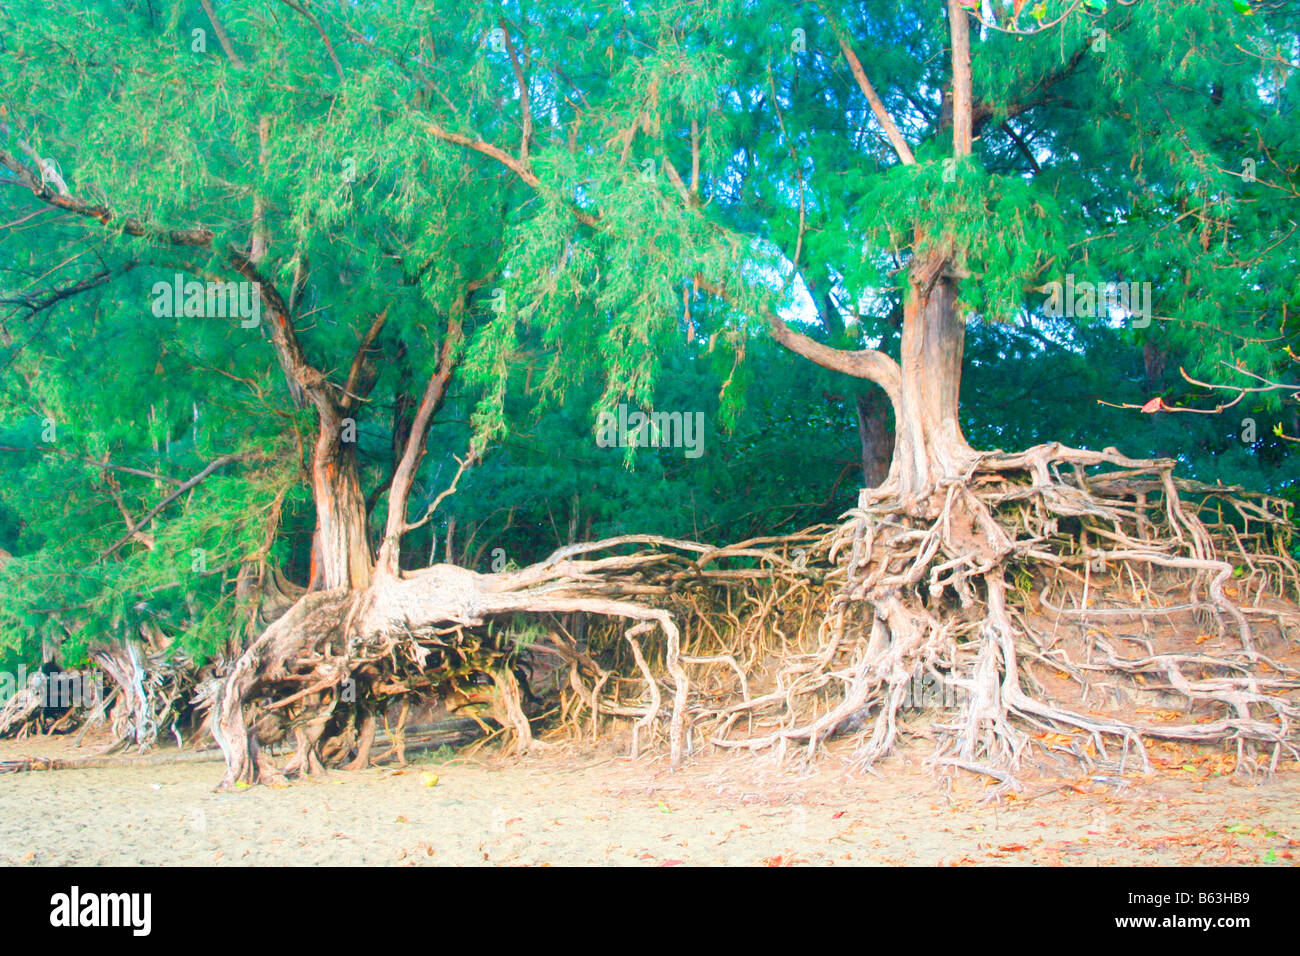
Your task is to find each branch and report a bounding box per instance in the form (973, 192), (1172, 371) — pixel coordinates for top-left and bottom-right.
(499, 18), (532, 163)
(948, 0), (974, 158)
(375, 317), (465, 573)
(250, 115), (270, 264)
(97, 453), (253, 561)
(1, 262), (136, 318)
(0, 123), (69, 195)
(1101, 362), (1300, 443)
(768, 68), (806, 279)
(340, 307), (390, 410)
(0, 446), (183, 485)
(422, 117), (601, 229)
(695, 277), (901, 404)
(421, 118), (539, 189)
(0, 143), (214, 246)
(423, 107), (901, 404)
(999, 120), (1041, 173)
(225, 250), (333, 411)
(404, 448), (475, 536)
(661, 156), (692, 206)
(819, 4), (916, 166)
(199, 0), (246, 69)
(4, 135), (336, 412)
(967, 31), (1102, 140)
(277, 0), (345, 83)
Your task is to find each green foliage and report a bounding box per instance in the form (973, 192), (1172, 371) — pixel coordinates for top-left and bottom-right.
(0, 0), (1294, 688)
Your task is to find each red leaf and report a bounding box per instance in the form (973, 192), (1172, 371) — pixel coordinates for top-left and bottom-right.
(1140, 397), (1164, 414)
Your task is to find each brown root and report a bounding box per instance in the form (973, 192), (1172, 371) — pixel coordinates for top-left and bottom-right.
(0, 634), (199, 752)
(208, 537), (719, 787)
(670, 443), (1299, 784)
(206, 443), (1300, 788)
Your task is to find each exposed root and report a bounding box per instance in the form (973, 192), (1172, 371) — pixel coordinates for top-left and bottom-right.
(0, 635), (200, 753)
(208, 536), (735, 787)
(669, 443), (1298, 780)
(206, 443), (1299, 788)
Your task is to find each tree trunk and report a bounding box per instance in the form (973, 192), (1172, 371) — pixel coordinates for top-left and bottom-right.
(876, 1), (977, 501)
(887, 264), (975, 499)
(309, 406), (372, 591)
(373, 321), (461, 578)
(854, 391), (893, 489)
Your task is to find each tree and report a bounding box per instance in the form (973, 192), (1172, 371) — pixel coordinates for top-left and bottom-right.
(415, 0), (1299, 772)
(0, 0), (527, 748)
(1, 0), (532, 596)
(3, 0), (1296, 782)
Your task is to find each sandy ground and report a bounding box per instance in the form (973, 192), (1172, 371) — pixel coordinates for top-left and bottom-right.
(1, 735), (1298, 866)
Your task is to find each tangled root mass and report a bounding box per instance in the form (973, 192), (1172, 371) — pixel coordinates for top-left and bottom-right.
(59, 443), (1297, 789)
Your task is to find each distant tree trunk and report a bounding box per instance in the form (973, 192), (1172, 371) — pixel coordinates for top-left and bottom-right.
(854, 391), (893, 488)
(1143, 340), (1169, 393)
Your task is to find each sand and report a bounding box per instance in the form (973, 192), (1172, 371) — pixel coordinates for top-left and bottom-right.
(1, 735), (1298, 866)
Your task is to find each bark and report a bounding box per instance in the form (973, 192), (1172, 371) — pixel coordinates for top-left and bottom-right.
(887, 263), (975, 499)
(879, 3), (977, 500)
(374, 320), (461, 578)
(854, 391), (893, 489)
(827, 5), (918, 167)
(302, 310), (391, 591)
(308, 404), (373, 591)
(947, 0), (974, 157)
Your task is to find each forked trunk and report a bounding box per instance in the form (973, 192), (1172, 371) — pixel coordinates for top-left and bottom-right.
(373, 320), (461, 579)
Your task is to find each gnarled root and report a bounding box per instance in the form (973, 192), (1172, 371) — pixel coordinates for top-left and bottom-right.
(684, 443), (1299, 782)
(206, 444), (1299, 787)
(208, 538), (706, 787)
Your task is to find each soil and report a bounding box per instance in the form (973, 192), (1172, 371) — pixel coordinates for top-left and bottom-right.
(1, 732), (1297, 866)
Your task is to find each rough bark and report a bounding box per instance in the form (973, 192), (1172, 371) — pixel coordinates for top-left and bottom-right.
(854, 391), (893, 489)
(374, 320), (461, 578)
(308, 406), (373, 591)
(887, 264), (976, 501)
